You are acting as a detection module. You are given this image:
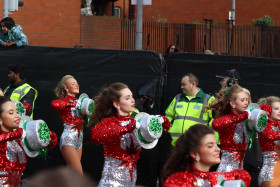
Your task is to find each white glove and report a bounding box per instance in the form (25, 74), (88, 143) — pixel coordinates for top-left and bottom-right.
(136, 121), (141, 129)
(245, 109), (252, 119)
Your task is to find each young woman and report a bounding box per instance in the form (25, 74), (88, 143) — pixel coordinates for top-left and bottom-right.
(90, 82), (170, 186)
(162, 124), (251, 186)
(0, 96), (56, 186)
(51, 75), (84, 175)
(208, 84), (251, 172)
(257, 96), (280, 187)
(0, 96), (25, 186)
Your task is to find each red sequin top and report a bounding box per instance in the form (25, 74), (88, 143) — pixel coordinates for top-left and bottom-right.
(51, 95), (84, 125)
(212, 111), (249, 152)
(0, 129), (26, 171)
(163, 165), (251, 187)
(91, 114), (140, 163)
(258, 119), (280, 152)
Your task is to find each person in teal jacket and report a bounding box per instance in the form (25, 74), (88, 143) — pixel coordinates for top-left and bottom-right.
(0, 17), (28, 47)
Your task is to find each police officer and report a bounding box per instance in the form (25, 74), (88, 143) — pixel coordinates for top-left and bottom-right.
(3, 64), (38, 118)
(165, 73), (217, 146)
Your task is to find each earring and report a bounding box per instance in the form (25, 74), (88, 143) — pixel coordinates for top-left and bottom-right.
(232, 105), (235, 109)
(117, 106), (120, 110)
(195, 155), (200, 162)
(66, 89), (69, 92)
(0, 121), (2, 125)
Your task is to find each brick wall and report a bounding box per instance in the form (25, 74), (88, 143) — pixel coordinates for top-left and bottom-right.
(81, 16), (121, 49)
(1, 0), (81, 47)
(137, 0), (280, 26)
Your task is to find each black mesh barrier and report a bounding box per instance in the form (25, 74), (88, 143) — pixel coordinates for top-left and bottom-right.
(1, 47), (279, 186)
(164, 52), (280, 111)
(0, 46), (165, 184)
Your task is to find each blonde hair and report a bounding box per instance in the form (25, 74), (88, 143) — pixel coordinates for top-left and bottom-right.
(208, 84), (251, 118)
(258, 96), (280, 106)
(54, 75), (74, 98)
(242, 87), (252, 104)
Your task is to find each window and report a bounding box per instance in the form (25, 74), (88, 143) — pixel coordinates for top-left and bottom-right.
(113, 7), (121, 18)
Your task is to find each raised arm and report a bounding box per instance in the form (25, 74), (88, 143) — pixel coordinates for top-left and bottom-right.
(51, 98), (77, 111)
(212, 111), (249, 132)
(0, 128), (23, 143)
(91, 118), (136, 145)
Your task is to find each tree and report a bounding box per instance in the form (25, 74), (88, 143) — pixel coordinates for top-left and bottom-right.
(252, 15), (274, 27)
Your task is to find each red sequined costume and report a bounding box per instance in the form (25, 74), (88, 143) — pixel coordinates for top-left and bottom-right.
(0, 128), (57, 187)
(212, 111), (249, 171)
(51, 95), (84, 150)
(163, 165), (251, 187)
(0, 128), (25, 187)
(258, 118), (280, 185)
(91, 114), (170, 186)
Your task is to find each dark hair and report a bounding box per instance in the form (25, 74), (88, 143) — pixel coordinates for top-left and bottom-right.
(26, 167), (96, 187)
(89, 82), (129, 127)
(161, 124), (214, 183)
(0, 96), (11, 115)
(165, 44), (179, 54)
(9, 64), (26, 80)
(182, 73), (199, 87)
(0, 17), (15, 30)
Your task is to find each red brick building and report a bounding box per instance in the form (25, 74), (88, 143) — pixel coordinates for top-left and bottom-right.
(107, 0), (280, 25)
(5, 0), (81, 47)
(1, 0), (280, 49)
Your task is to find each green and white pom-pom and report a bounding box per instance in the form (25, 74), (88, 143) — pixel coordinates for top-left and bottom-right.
(148, 118), (162, 136)
(16, 102), (26, 115)
(88, 102), (95, 114)
(38, 122), (50, 143)
(257, 114), (268, 130)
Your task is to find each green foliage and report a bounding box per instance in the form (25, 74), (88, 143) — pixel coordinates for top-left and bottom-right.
(252, 15), (274, 27)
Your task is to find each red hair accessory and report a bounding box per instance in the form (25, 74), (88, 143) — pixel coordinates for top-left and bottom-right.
(260, 104), (272, 117)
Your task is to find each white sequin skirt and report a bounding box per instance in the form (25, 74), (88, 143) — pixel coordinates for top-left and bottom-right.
(98, 156), (136, 187)
(258, 151), (278, 185)
(60, 123), (83, 150)
(217, 150), (244, 172)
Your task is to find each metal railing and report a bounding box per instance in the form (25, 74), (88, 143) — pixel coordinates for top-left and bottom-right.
(121, 20), (280, 58)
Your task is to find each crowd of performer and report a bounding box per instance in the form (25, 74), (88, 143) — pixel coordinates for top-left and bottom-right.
(1, 65), (280, 187)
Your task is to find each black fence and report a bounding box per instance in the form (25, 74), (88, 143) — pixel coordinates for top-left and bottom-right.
(121, 20), (280, 58)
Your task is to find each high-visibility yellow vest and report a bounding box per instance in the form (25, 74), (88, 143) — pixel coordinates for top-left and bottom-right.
(165, 89), (219, 146)
(4, 83), (38, 118)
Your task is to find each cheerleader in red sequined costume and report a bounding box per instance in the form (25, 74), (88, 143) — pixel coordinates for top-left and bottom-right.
(257, 96), (280, 187)
(162, 124), (251, 187)
(208, 84), (251, 172)
(90, 82), (170, 186)
(0, 96), (57, 186)
(51, 75), (84, 175)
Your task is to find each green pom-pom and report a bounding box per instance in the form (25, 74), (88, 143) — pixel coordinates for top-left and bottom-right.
(148, 118), (162, 136)
(258, 114), (268, 129)
(88, 103), (95, 114)
(38, 122), (50, 143)
(38, 148), (48, 159)
(16, 103), (25, 115)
